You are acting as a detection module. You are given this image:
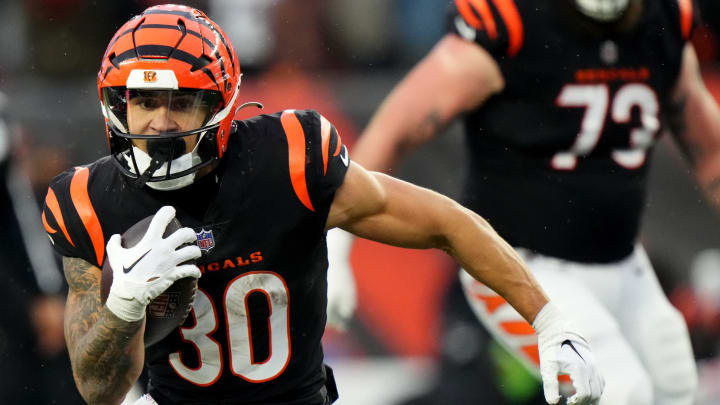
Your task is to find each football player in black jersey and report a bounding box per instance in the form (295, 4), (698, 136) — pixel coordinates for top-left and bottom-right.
(40, 4), (603, 405)
(327, 0), (720, 404)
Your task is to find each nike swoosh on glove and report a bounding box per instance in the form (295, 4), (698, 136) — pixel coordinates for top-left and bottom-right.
(533, 302), (605, 405)
(325, 228), (357, 331)
(106, 206), (202, 322)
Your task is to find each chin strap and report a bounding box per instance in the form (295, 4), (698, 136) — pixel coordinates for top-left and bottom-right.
(134, 149), (169, 188)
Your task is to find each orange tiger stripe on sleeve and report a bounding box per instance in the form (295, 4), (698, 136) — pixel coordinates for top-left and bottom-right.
(455, 0), (484, 30)
(678, 0), (693, 40)
(320, 115), (332, 175)
(280, 110), (315, 212)
(491, 0), (524, 56)
(42, 211), (56, 234)
(333, 132), (343, 157)
(470, 0), (498, 40)
(44, 187), (75, 247)
(70, 167), (105, 265)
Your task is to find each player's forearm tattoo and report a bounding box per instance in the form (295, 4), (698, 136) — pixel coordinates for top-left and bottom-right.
(63, 257), (142, 404)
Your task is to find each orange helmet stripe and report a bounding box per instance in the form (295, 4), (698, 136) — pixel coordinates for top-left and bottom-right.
(106, 46), (221, 91)
(280, 111), (315, 212)
(107, 24), (215, 53)
(100, 11), (233, 92)
(70, 167), (105, 265)
(491, 0), (524, 56)
(142, 8), (236, 74)
(44, 187), (75, 247)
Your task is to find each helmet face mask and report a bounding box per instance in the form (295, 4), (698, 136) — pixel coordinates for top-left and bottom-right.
(97, 4), (241, 189)
(575, 0), (630, 21)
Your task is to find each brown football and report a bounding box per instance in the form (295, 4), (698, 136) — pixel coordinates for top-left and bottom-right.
(100, 215), (198, 347)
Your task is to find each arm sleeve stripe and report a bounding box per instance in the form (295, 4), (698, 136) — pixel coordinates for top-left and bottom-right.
(320, 115), (332, 175)
(70, 167), (105, 266)
(491, 0), (524, 56)
(44, 187), (75, 247)
(678, 0), (693, 40)
(521, 345), (540, 366)
(470, 0), (498, 39)
(42, 211), (56, 234)
(280, 110), (315, 212)
(455, 0), (484, 30)
(500, 320), (536, 336)
(472, 292), (507, 314)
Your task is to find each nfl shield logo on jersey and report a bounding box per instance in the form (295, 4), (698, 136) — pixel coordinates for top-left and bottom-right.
(196, 229), (215, 252)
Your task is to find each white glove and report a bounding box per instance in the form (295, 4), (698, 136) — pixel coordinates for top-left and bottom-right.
(533, 302), (605, 405)
(325, 228), (357, 331)
(105, 206), (202, 322)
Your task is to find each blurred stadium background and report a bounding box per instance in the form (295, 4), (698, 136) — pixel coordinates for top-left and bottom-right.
(1, 0), (720, 404)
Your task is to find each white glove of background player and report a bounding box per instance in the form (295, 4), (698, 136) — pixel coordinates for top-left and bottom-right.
(533, 302), (604, 405)
(325, 228), (357, 330)
(105, 206), (202, 322)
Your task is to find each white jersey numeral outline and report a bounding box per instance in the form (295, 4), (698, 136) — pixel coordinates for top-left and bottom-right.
(168, 271), (291, 386)
(551, 83), (660, 170)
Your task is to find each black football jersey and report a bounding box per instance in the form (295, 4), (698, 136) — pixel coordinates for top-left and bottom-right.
(42, 110), (349, 404)
(449, 0), (696, 262)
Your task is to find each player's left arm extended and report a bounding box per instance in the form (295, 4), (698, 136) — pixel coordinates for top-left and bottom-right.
(327, 162), (604, 404)
(669, 43), (720, 208)
(326, 162), (548, 323)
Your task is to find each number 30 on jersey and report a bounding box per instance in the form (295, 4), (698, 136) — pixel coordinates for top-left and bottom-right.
(168, 271), (291, 386)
